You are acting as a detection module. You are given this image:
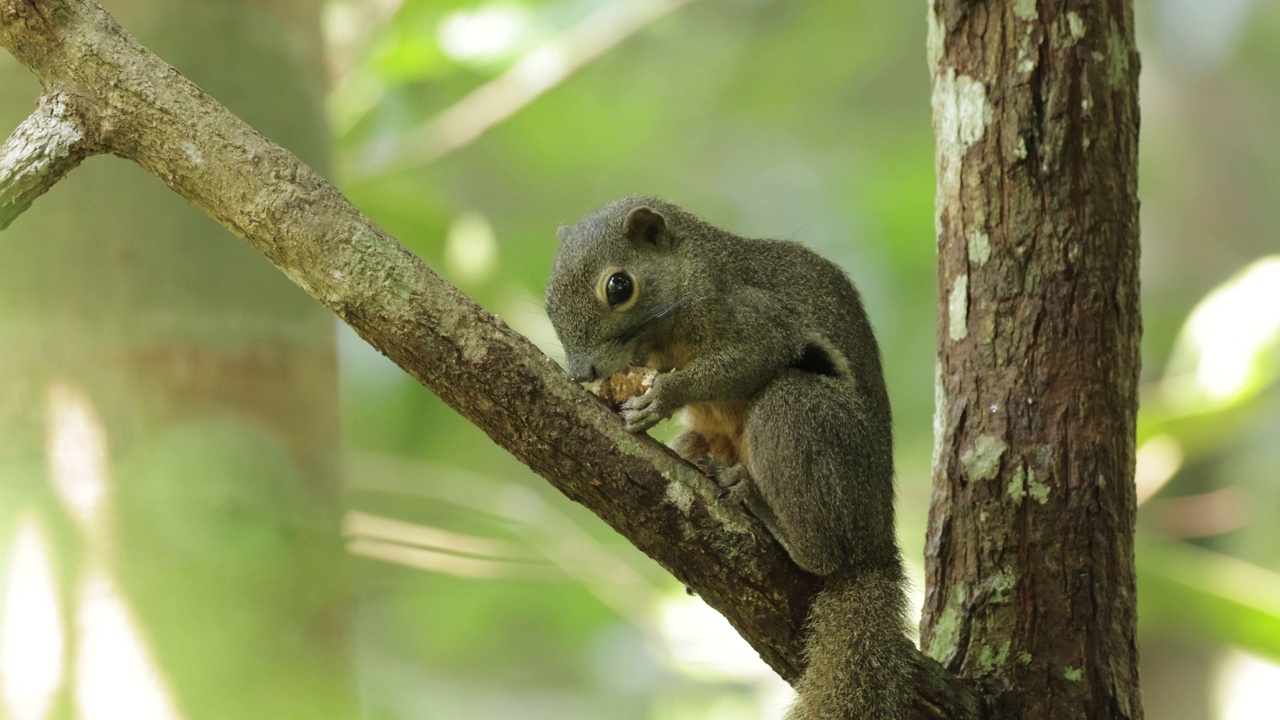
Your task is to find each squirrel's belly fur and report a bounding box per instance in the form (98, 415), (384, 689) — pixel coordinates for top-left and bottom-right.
(683, 401), (750, 466)
(546, 197), (907, 720)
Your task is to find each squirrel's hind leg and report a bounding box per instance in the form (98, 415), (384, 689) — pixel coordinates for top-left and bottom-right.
(670, 431), (712, 463)
(741, 372), (872, 577)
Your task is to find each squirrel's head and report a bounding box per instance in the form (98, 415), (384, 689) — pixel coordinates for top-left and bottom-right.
(546, 199), (687, 383)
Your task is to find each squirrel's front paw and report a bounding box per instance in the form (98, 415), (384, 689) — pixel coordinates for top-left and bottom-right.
(620, 387), (670, 433)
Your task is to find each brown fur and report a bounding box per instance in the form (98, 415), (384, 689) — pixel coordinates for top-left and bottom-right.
(683, 402), (749, 466)
(546, 198), (908, 719)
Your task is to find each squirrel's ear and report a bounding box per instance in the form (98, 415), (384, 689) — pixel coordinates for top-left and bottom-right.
(624, 206), (667, 247)
(556, 225), (570, 244)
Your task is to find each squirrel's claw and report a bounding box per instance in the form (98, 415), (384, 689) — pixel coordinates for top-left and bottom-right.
(695, 455), (722, 479)
(715, 481), (748, 505)
(700, 457), (747, 504)
(698, 456), (747, 502)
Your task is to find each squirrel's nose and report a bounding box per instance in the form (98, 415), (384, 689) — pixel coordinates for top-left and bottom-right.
(568, 364), (597, 384)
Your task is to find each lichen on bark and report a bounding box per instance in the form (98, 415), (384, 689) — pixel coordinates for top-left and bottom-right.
(923, 0), (1144, 718)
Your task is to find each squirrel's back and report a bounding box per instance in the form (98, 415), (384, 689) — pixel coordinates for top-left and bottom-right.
(547, 198), (910, 719)
(708, 235), (890, 416)
(592, 196), (891, 416)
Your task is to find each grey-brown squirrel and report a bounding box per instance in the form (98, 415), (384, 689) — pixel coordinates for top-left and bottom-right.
(545, 197), (912, 719)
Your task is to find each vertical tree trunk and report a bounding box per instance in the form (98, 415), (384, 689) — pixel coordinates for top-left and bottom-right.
(921, 1), (1142, 719)
(0, 0), (350, 716)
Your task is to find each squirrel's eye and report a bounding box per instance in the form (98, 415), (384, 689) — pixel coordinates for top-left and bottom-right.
(605, 272), (634, 308)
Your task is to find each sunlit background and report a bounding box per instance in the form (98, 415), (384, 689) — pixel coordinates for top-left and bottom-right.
(1, 0), (1278, 718)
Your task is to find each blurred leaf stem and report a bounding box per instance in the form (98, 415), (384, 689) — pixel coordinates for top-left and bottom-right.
(346, 450), (667, 623)
(351, 0), (698, 178)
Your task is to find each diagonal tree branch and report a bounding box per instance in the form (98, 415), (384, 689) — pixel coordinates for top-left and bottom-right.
(0, 91), (101, 229)
(0, 1), (979, 716)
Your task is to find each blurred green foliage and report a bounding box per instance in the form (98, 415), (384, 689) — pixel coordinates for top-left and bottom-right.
(325, 0), (1280, 717)
(2, 0), (1278, 718)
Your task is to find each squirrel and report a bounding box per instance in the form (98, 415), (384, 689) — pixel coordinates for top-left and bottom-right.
(545, 197), (913, 719)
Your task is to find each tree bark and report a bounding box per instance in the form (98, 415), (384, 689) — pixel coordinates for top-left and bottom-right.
(0, 0), (806, 685)
(923, 1), (1143, 719)
(0, 0), (832, 693)
(0, 0), (351, 715)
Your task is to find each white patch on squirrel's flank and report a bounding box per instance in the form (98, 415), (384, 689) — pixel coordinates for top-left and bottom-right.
(665, 480), (694, 514)
(960, 434), (1006, 482)
(948, 275), (968, 341)
(968, 231), (991, 266)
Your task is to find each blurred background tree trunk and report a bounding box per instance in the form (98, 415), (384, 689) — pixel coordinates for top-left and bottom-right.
(0, 1), (353, 717)
(921, 1), (1143, 718)
(5, 0), (1278, 717)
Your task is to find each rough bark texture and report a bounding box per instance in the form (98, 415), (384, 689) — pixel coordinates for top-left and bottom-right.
(1, 0), (351, 714)
(0, 91), (99, 229)
(0, 0), (807, 679)
(923, 1), (1143, 719)
(0, 0), (984, 715)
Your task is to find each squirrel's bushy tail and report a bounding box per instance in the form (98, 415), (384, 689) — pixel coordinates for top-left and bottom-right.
(786, 560), (913, 720)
